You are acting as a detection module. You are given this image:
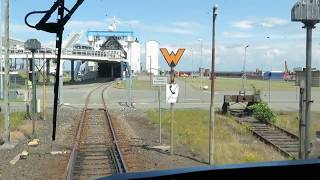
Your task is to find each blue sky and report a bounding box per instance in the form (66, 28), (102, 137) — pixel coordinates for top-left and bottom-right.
(3, 0), (320, 71)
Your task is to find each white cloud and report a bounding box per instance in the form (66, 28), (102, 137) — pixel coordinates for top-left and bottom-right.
(66, 20), (106, 30)
(232, 20), (254, 29)
(10, 23), (37, 33)
(232, 17), (288, 29)
(223, 32), (254, 38)
(260, 17), (288, 28)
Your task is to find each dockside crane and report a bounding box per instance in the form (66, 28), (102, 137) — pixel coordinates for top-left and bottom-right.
(25, 0), (84, 140)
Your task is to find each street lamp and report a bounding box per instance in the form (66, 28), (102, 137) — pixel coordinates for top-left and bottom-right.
(241, 45), (249, 95)
(24, 39), (41, 138)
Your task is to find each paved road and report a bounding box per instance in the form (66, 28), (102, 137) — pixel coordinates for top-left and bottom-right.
(2, 79), (320, 112)
(105, 79), (320, 112)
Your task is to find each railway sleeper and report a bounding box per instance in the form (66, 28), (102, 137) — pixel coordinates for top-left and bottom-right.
(269, 139), (299, 143)
(278, 143), (299, 147)
(74, 161), (111, 166)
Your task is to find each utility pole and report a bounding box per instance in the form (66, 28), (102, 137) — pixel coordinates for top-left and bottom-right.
(3, 0), (10, 144)
(209, 5), (218, 166)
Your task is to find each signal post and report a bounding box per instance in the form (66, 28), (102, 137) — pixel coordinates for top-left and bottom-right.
(160, 48), (185, 155)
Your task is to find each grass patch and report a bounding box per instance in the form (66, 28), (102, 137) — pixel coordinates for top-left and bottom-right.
(0, 112), (27, 130)
(147, 109), (284, 164)
(185, 77), (302, 91)
(275, 111), (320, 140)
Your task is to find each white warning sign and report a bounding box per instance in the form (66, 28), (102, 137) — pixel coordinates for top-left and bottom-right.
(166, 84), (179, 104)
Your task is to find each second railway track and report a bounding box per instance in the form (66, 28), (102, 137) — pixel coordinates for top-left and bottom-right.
(66, 82), (127, 180)
(233, 115), (300, 159)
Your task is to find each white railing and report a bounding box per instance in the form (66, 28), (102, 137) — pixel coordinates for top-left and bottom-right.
(7, 48), (125, 60)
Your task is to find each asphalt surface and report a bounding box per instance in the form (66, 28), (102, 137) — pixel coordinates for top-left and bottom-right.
(105, 79), (320, 112)
(2, 79), (320, 112)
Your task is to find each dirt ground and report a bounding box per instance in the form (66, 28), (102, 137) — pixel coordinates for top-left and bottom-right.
(0, 107), (81, 180)
(110, 108), (206, 173)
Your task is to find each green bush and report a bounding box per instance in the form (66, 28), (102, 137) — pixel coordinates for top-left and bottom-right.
(249, 102), (276, 123)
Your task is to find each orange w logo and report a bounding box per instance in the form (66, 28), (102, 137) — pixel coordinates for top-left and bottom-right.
(160, 48), (186, 67)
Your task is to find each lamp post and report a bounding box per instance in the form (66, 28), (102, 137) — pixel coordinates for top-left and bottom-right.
(241, 45), (249, 95)
(24, 39), (41, 138)
(209, 4), (218, 166)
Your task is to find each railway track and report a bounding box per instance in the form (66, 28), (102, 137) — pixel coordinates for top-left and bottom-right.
(66, 82), (127, 179)
(233, 114), (299, 159)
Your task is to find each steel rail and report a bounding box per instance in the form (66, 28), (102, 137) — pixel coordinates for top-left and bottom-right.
(233, 117), (299, 159)
(65, 83), (106, 180)
(65, 82), (128, 179)
(101, 85), (128, 173)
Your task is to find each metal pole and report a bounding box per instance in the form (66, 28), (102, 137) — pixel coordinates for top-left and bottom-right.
(191, 48), (194, 77)
(304, 25), (313, 159)
(58, 60), (63, 105)
(170, 66), (174, 155)
(299, 80), (306, 159)
(200, 39), (203, 89)
(241, 45), (249, 94)
(52, 0), (64, 141)
(0, 0), (3, 100)
(31, 53), (37, 137)
(269, 76), (271, 104)
(209, 5), (217, 165)
(3, 0), (10, 143)
(71, 60), (74, 82)
(129, 65), (132, 106)
(149, 56), (152, 88)
(42, 53), (46, 121)
(184, 77), (187, 97)
(158, 86), (162, 144)
(127, 42), (132, 107)
(25, 58), (30, 117)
